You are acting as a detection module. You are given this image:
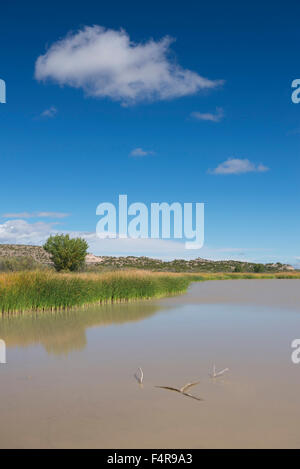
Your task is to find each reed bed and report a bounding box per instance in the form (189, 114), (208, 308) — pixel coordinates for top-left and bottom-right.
(0, 269), (299, 314)
(0, 270), (190, 314)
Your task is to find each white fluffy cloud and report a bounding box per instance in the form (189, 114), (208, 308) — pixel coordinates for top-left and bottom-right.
(0, 220), (58, 245)
(0, 219), (187, 256)
(35, 26), (223, 105)
(209, 158), (269, 175)
(191, 107), (224, 122)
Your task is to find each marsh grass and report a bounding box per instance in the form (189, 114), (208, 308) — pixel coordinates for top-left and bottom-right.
(0, 270), (299, 314)
(0, 270), (190, 314)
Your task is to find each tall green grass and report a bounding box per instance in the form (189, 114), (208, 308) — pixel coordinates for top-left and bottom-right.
(0, 270), (190, 314)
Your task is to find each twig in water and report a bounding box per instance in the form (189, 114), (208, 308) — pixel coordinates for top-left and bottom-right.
(134, 367), (144, 385)
(210, 364), (229, 378)
(155, 381), (203, 401)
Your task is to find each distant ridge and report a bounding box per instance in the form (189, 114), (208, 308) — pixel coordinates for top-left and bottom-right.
(0, 243), (294, 273)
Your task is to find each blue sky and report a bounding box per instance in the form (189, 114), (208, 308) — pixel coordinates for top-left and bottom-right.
(0, 0), (299, 264)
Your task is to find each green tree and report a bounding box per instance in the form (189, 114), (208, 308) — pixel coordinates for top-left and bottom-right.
(253, 263), (265, 273)
(234, 264), (243, 273)
(43, 234), (88, 272)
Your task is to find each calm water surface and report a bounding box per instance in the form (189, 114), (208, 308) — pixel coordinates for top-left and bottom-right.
(1, 280), (300, 449)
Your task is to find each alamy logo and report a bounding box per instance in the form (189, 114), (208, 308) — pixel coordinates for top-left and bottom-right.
(291, 339), (300, 364)
(96, 195), (204, 249)
(0, 79), (6, 103)
(0, 339), (6, 364)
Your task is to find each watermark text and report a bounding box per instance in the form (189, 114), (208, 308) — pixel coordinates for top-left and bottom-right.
(291, 339), (300, 364)
(0, 339), (6, 364)
(96, 195), (204, 249)
(0, 79), (6, 103)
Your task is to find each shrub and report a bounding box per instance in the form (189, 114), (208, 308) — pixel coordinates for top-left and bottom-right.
(253, 263), (265, 273)
(0, 256), (43, 272)
(43, 234), (88, 272)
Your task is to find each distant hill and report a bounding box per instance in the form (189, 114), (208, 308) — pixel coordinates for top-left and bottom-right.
(0, 243), (295, 273)
(0, 244), (52, 264)
(85, 254), (295, 273)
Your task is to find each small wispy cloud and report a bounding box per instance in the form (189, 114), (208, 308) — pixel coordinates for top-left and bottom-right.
(130, 148), (154, 157)
(37, 212), (70, 218)
(208, 158), (269, 175)
(2, 211), (70, 219)
(40, 106), (57, 118)
(191, 107), (224, 122)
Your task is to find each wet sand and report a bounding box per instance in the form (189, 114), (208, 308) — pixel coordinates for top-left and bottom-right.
(0, 279), (300, 449)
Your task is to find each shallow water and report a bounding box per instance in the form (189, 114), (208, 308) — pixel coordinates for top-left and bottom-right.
(1, 280), (300, 449)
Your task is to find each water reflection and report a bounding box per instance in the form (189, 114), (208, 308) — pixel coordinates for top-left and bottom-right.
(0, 301), (161, 356)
